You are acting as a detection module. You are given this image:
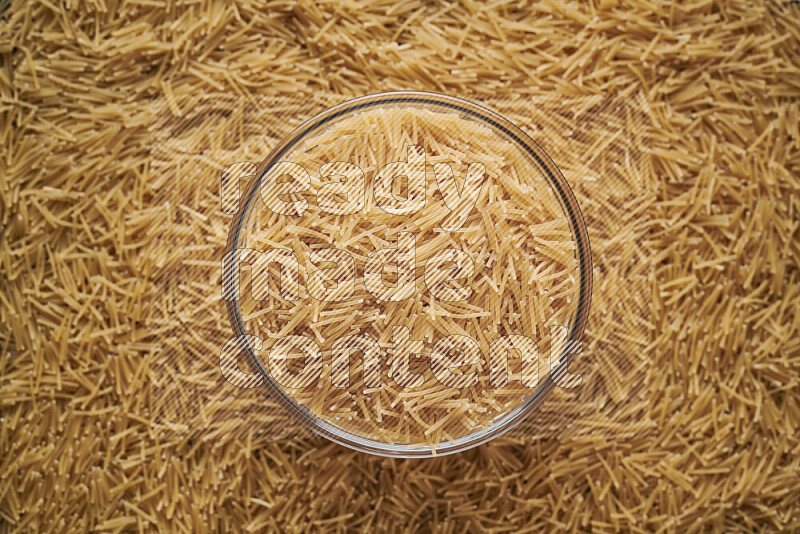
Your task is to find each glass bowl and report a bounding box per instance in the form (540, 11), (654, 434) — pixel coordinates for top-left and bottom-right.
(224, 91), (592, 457)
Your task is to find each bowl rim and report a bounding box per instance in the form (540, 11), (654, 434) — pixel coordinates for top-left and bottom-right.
(223, 90), (593, 457)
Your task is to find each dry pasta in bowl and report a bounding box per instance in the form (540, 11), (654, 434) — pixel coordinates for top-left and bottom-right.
(224, 92), (592, 456)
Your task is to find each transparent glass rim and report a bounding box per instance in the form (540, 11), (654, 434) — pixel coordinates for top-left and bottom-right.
(224, 91), (593, 457)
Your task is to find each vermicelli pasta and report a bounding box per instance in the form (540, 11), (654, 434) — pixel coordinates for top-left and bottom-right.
(232, 104), (580, 449)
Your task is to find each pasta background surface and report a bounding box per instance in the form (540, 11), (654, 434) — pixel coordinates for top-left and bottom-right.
(1, 0), (799, 531)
